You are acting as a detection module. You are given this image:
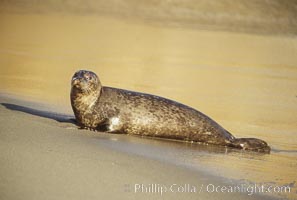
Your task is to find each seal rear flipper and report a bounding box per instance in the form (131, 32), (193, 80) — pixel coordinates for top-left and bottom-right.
(229, 138), (271, 153)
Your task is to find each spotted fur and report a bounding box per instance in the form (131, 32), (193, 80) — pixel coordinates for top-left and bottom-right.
(70, 70), (270, 153)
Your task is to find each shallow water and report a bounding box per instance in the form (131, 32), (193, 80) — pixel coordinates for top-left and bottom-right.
(0, 9), (297, 199)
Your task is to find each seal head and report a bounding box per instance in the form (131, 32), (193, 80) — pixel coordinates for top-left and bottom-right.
(71, 70), (101, 93)
(70, 70), (102, 128)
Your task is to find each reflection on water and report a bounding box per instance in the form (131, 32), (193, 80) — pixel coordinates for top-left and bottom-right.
(0, 5), (297, 199)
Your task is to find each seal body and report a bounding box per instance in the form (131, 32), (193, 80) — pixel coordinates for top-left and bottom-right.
(71, 70), (270, 153)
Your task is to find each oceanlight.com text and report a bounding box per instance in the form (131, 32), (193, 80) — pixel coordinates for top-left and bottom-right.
(127, 183), (291, 196)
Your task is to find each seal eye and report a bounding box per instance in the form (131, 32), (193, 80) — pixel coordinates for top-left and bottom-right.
(86, 76), (92, 81)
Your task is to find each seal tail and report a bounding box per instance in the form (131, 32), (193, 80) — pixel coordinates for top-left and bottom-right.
(228, 137), (271, 153)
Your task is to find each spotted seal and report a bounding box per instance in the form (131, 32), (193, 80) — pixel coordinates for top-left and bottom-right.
(70, 70), (270, 153)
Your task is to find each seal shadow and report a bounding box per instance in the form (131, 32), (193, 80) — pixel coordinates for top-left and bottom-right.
(1, 103), (76, 125)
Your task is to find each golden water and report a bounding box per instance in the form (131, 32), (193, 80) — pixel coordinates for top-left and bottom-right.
(0, 11), (297, 199)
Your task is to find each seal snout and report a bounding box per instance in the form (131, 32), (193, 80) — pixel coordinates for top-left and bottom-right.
(71, 76), (81, 86)
(71, 74), (86, 89)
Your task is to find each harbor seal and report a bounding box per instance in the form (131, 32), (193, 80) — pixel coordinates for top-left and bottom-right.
(70, 70), (270, 153)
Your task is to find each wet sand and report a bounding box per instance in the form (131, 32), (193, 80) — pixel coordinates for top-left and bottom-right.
(0, 94), (279, 200)
(0, 2), (297, 199)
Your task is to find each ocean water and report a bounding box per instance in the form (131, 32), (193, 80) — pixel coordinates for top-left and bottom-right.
(0, 1), (297, 199)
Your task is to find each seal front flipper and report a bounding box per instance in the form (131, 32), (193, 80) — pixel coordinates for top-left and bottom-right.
(95, 118), (111, 132)
(96, 117), (123, 133)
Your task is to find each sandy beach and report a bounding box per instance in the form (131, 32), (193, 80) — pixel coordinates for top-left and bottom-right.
(0, 1), (297, 199)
